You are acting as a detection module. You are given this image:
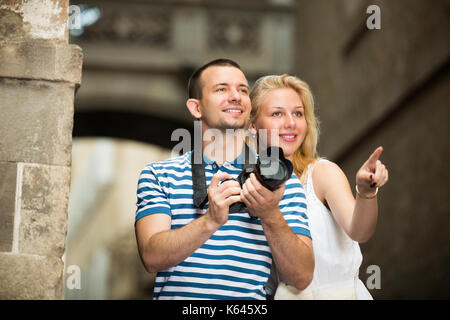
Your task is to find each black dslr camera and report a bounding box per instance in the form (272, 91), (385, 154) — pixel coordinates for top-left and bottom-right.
(229, 146), (293, 215)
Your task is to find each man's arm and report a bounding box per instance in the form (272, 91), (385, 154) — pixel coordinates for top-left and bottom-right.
(135, 212), (220, 273)
(240, 173), (314, 290)
(135, 172), (241, 273)
(259, 211), (314, 290)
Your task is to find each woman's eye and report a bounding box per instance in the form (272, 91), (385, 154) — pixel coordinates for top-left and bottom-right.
(272, 112), (282, 117)
(294, 111), (303, 117)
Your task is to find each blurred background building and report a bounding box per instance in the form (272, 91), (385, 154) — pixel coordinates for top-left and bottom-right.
(52, 0), (448, 299)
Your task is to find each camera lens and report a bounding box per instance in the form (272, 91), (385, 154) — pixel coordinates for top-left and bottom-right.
(229, 146), (293, 214)
(259, 159), (286, 181)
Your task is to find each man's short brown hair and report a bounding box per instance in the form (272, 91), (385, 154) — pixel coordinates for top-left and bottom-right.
(187, 58), (242, 99)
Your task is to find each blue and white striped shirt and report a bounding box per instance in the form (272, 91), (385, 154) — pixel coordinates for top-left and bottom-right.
(136, 151), (310, 300)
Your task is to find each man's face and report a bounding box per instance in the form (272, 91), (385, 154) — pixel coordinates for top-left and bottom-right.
(197, 66), (251, 132)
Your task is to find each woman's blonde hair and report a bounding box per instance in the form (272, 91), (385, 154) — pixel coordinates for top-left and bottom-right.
(250, 74), (320, 182)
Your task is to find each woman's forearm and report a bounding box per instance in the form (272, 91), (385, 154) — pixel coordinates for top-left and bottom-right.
(349, 195), (378, 243)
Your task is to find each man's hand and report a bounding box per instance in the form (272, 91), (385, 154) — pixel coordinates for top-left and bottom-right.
(240, 172), (285, 220)
(206, 172), (242, 226)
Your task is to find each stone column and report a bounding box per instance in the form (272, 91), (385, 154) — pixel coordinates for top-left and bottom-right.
(0, 0), (82, 299)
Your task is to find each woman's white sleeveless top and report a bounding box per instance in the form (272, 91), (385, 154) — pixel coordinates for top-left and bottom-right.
(275, 159), (373, 299)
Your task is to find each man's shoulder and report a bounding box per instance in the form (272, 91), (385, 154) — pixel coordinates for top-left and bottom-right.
(285, 173), (304, 189)
(281, 173), (306, 201)
(138, 152), (193, 181)
(145, 151), (192, 170)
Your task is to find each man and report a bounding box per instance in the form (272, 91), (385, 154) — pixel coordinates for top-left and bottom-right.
(135, 58), (314, 299)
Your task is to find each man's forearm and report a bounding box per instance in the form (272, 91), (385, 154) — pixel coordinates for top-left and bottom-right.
(141, 213), (220, 272)
(260, 210), (314, 290)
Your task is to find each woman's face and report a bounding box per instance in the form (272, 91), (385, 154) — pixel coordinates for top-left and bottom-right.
(252, 88), (307, 160)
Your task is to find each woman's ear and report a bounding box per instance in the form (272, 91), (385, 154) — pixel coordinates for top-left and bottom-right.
(248, 123), (257, 135)
(186, 99), (201, 119)
(246, 123), (258, 151)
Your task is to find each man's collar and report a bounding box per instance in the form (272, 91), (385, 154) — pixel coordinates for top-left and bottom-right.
(202, 153), (215, 166)
(194, 145), (258, 168)
(191, 143), (257, 209)
(231, 147), (257, 169)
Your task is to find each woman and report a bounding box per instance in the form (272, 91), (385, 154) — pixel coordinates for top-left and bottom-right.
(249, 74), (388, 299)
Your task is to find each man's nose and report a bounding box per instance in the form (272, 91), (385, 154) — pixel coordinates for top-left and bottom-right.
(228, 88), (242, 103)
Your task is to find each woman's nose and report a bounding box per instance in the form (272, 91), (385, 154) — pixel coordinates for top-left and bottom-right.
(284, 114), (296, 128)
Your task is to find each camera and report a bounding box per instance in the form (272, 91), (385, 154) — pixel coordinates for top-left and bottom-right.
(229, 146), (293, 215)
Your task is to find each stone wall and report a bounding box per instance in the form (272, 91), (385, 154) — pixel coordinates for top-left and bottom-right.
(294, 0), (450, 298)
(0, 0), (82, 299)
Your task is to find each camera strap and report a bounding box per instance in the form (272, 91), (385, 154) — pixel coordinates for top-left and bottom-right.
(192, 147), (208, 209)
(192, 142), (256, 209)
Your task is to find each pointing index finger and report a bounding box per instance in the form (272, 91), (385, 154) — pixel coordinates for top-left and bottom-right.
(366, 146), (383, 169)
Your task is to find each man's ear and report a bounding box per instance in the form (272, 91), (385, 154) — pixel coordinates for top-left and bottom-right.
(186, 99), (202, 119)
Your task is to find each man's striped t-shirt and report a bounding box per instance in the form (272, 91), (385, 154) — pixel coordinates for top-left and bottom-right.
(135, 151), (310, 300)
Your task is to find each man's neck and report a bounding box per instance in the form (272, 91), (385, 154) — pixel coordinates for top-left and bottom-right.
(202, 129), (245, 165)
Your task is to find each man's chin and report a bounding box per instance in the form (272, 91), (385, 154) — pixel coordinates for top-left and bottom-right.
(218, 121), (247, 131)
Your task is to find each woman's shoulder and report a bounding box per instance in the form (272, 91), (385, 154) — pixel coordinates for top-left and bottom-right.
(313, 158), (342, 175)
(312, 159), (348, 190)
